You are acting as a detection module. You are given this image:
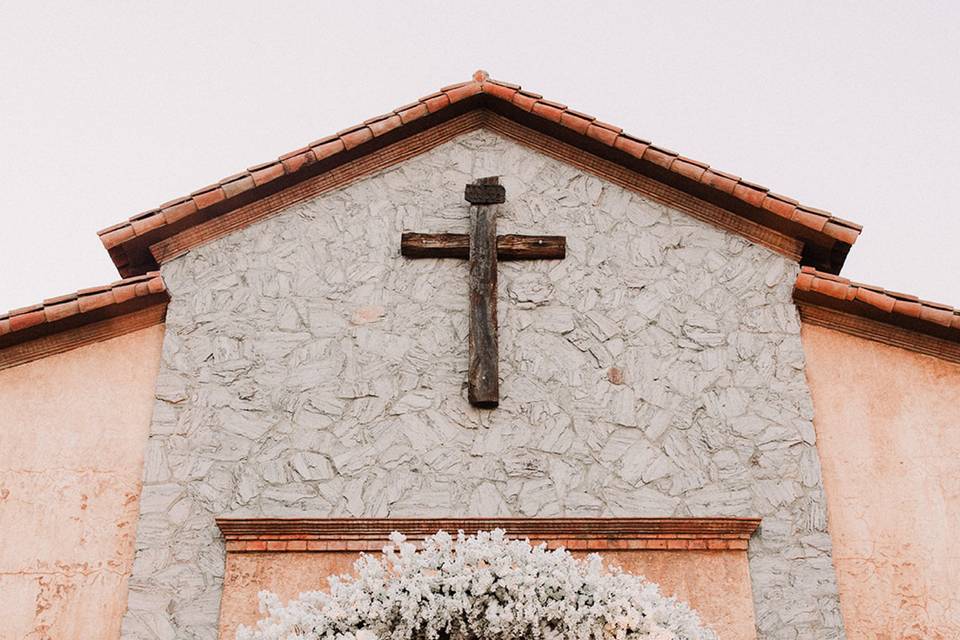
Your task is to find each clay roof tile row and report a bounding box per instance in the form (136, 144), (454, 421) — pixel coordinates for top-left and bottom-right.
(97, 70), (862, 273)
(795, 267), (960, 338)
(0, 272), (167, 341)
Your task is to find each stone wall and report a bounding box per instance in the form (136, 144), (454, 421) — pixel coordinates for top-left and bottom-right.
(122, 129), (844, 639)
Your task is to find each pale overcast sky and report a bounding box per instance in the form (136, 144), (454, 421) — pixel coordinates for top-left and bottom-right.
(1, 2), (958, 312)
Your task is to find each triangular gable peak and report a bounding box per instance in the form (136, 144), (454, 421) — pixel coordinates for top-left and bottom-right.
(98, 70), (861, 277)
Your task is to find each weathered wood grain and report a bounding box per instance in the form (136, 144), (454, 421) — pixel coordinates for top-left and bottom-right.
(400, 233), (471, 259)
(467, 180), (499, 408)
(400, 176), (568, 408)
(464, 181), (506, 204)
(401, 233), (565, 260)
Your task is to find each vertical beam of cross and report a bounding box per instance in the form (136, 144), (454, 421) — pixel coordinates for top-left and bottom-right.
(466, 177), (501, 407)
(401, 177), (566, 408)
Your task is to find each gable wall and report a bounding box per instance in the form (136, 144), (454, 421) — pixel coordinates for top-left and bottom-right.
(802, 323), (960, 639)
(0, 325), (164, 639)
(122, 129), (844, 639)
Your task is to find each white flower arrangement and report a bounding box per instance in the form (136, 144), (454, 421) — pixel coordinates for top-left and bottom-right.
(238, 529), (717, 640)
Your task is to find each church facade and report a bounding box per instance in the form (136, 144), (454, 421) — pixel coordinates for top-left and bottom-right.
(2, 72), (958, 640)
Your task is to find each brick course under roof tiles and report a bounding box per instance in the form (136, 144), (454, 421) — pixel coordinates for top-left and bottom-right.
(96, 70), (863, 274)
(794, 266), (960, 336)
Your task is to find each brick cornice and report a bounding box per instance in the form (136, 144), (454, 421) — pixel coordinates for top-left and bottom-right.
(216, 517), (761, 553)
(798, 302), (960, 364)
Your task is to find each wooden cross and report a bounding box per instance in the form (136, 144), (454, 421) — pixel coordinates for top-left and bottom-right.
(401, 177), (566, 408)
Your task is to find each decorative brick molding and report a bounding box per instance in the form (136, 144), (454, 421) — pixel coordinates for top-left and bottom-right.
(798, 303), (960, 364)
(216, 517), (761, 553)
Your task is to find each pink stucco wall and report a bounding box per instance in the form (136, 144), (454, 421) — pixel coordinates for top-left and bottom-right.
(0, 325), (164, 640)
(802, 323), (960, 639)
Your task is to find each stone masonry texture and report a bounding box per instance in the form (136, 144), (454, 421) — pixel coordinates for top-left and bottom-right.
(122, 130), (845, 639)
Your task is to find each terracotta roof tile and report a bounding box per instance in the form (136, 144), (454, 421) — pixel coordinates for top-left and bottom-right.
(486, 77), (519, 90)
(8, 303), (44, 316)
(614, 135), (651, 160)
(791, 206), (828, 232)
(279, 148), (316, 174)
(480, 81), (518, 102)
(821, 220), (860, 245)
(643, 145), (679, 170)
(220, 174), (256, 199)
(162, 198), (199, 224)
(559, 110), (593, 135)
(249, 162), (285, 187)
(0, 272), (168, 349)
(189, 186), (225, 211)
(794, 267), (960, 345)
(531, 100), (566, 123)
(420, 92), (450, 113)
(672, 157), (709, 182)
(76, 283), (112, 295)
(440, 80), (471, 92)
(367, 114), (403, 138)
(586, 122), (620, 146)
(311, 137), (346, 161)
(443, 81), (482, 103)
(340, 126), (374, 150)
(396, 101), (430, 124)
(9, 310), (46, 332)
(511, 90), (540, 112)
(700, 169), (740, 195)
(42, 292), (79, 306)
(97, 70), (863, 277)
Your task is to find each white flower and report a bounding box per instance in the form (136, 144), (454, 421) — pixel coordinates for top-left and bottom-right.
(237, 529), (717, 640)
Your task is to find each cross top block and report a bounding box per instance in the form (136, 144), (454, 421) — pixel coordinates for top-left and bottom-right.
(464, 176), (506, 205)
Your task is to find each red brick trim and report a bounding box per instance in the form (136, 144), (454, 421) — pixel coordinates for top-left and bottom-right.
(216, 517), (761, 553)
(798, 303), (960, 364)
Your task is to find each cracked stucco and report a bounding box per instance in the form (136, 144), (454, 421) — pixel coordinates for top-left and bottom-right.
(803, 323), (960, 639)
(122, 129), (844, 640)
(0, 325), (165, 640)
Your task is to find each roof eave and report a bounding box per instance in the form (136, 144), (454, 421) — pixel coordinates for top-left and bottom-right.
(794, 267), (960, 346)
(98, 76), (862, 276)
